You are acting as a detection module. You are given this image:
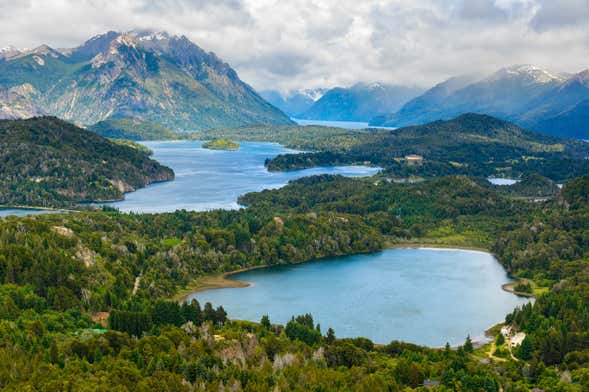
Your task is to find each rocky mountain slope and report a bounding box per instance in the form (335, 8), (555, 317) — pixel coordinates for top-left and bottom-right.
(0, 31), (293, 130)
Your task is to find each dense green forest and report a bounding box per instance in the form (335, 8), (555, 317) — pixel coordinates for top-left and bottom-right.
(89, 117), (181, 141)
(1, 172), (589, 389)
(253, 114), (589, 182)
(0, 117), (174, 207)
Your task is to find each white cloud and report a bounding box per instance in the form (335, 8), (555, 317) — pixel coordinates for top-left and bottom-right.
(0, 0), (588, 92)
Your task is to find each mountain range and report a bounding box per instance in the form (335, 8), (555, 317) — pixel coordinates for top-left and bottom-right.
(0, 31), (293, 130)
(370, 65), (589, 138)
(297, 83), (424, 122)
(259, 88), (327, 117)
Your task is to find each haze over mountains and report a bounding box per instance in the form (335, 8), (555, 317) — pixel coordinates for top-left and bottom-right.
(370, 65), (589, 138)
(262, 83), (424, 122)
(259, 88), (327, 118)
(0, 31), (292, 130)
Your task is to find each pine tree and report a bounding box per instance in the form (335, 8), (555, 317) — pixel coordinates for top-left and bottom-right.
(261, 315), (271, 329)
(464, 335), (473, 353)
(326, 328), (336, 344)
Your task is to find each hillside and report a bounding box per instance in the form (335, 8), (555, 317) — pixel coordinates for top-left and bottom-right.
(300, 83), (423, 121)
(89, 117), (180, 140)
(267, 113), (589, 181)
(370, 65), (589, 138)
(0, 116), (174, 207)
(0, 30), (293, 130)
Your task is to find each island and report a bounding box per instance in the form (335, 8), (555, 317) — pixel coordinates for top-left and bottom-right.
(202, 139), (240, 150)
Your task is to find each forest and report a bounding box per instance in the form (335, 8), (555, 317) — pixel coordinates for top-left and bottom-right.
(0, 172), (588, 390)
(260, 114), (589, 182)
(0, 117), (174, 207)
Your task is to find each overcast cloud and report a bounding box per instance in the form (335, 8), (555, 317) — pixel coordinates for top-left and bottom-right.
(1, 0), (588, 92)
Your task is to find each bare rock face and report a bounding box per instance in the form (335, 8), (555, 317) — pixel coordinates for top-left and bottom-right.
(0, 30), (293, 130)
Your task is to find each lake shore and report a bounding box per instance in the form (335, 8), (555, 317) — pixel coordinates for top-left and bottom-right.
(175, 265), (268, 302)
(175, 242), (529, 304)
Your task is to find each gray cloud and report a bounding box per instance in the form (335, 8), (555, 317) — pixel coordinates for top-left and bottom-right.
(530, 0), (589, 32)
(458, 0), (508, 21)
(0, 0), (588, 92)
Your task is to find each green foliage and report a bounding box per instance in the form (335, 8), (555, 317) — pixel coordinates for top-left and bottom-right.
(261, 114), (589, 182)
(0, 117), (174, 207)
(91, 118), (180, 141)
(202, 139), (240, 150)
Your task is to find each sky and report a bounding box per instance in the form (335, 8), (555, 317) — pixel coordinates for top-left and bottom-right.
(1, 0), (589, 93)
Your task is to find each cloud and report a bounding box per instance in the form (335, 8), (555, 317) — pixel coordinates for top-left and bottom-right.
(458, 0), (508, 21)
(530, 0), (589, 32)
(0, 0), (588, 92)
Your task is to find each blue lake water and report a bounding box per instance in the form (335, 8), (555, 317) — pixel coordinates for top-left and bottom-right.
(189, 248), (529, 346)
(488, 178), (519, 186)
(0, 208), (65, 218)
(293, 118), (396, 130)
(101, 141), (380, 213)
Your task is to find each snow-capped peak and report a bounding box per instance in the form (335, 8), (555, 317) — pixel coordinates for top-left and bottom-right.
(489, 64), (565, 84)
(130, 30), (172, 42)
(300, 88), (326, 102)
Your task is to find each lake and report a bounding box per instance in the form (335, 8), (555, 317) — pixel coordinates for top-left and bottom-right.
(293, 118), (396, 130)
(101, 141), (380, 213)
(188, 248), (529, 346)
(488, 178), (519, 186)
(0, 208), (66, 218)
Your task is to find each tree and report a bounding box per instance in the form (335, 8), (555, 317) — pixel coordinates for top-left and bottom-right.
(326, 328), (335, 344)
(464, 335), (473, 353)
(203, 302), (216, 322)
(518, 336), (533, 360)
(495, 333), (505, 346)
(260, 315), (271, 329)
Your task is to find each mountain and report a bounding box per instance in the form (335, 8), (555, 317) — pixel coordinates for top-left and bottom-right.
(0, 30), (293, 130)
(300, 82), (424, 122)
(89, 117), (180, 140)
(370, 65), (589, 138)
(259, 88), (326, 117)
(371, 65), (564, 127)
(370, 75), (478, 126)
(0, 83), (45, 119)
(0, 116), (174, 207)
(520, 69), (589, 137)
(532, 99), (589, 139)
(267, 113), (589, 182)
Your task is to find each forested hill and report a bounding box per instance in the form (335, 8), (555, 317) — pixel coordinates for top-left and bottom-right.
(0, 116), (174, 207)
(266, 113), (589, 181)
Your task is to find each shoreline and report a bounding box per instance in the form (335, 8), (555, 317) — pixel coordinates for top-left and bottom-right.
(173, 244), (531, 348)
(175, 265), (268, 302)
(176, 242), (533, 301)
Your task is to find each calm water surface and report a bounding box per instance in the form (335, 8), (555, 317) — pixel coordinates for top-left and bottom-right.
(488, 178), (519, 185)
(99, 141), (379, 213)
(189, 248), (529, 346)
(293, 118), (396, 130)
(0, 208), (65, 217)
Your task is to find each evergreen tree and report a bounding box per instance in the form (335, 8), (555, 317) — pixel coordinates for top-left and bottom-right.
(518, 336), (533, 360)
(260, 315), (271, 329)
(326, 328), (336, 344)
(464, 335), (473, 353)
